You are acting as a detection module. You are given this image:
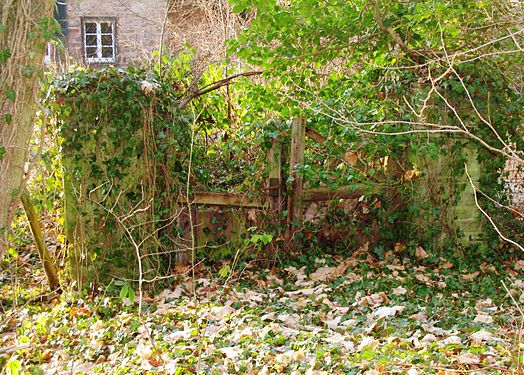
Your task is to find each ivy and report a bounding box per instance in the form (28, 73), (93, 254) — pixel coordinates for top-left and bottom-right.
(0, 48), (10, 65)
(228, 0), (524, 253)
(47, 66), (192, 286)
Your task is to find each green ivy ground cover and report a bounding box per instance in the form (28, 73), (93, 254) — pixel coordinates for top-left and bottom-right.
(1, 246), (523, 374)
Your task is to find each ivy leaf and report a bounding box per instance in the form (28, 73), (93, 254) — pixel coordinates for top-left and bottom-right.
(22, 65), (35, 78)
(6, 90), (15, 101)
(0, 48), (11, 65)
(0, 147), (5, 160)
(6, 357), (22, 375)
(127, 286), (136, 303)
(119, 284), (129, 300)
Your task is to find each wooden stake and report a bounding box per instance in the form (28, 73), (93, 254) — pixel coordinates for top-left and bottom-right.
(287, 117), (306, 242)
(268, 139), (283, 214)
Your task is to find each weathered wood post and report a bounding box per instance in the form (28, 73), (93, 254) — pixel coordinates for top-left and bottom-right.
(287, 117), (306, 243)
(268, 140), (283, 214)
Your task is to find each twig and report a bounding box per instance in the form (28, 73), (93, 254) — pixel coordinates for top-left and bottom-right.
(0, 343), (31, 354)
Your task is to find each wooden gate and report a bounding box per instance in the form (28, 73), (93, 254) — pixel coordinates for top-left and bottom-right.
(177, 117), (383, 263)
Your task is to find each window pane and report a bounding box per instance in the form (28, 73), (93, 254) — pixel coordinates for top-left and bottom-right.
(84, 22), (96, 33)
(85, 34), (97, 46)
(101, 23), (112, 33)
(86, 47), (97, 58)
(101, 34), (113, 46)
(101, 47), (113, 58)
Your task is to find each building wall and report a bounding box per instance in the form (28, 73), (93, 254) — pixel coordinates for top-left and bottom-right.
(66, 0), (169, 66)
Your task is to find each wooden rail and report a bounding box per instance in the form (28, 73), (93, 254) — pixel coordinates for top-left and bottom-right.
(302, 184), (384, 202)
(193, 191), (268, 208)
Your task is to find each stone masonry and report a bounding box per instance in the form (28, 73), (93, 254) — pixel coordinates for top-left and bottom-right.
(66, 0), (169, 66)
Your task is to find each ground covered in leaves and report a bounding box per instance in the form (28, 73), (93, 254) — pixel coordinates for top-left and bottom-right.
(1, 245), (524, 374)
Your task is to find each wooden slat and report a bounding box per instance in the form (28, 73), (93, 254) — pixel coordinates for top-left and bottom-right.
(305, 128), (325, 144)
(193, 191), (268, 208)
(301, 184), (384, 202)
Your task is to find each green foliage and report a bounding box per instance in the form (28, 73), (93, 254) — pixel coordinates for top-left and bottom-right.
(46, 66), (192, 286)
(0, 48), (10, 65)
(229, 0), (524, 253)
(116, 280), (136, 303)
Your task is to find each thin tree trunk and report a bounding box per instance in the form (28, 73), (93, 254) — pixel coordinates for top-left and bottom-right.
(0, 0), (55, 258)
(20, 189), (60, 291)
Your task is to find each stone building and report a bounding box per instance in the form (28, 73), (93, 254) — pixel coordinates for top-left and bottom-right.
(53, 0), (241, 66)
(60, 0), (169, 66)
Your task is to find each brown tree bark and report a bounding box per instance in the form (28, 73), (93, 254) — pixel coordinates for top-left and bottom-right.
(0, 0), (55, 258)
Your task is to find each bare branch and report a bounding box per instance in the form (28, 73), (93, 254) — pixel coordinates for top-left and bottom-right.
(178, 70), (263, 109)
(465, 163), (524, 252)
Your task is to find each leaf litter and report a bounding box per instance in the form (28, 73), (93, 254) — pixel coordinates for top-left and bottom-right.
(1, 246), (524, 374)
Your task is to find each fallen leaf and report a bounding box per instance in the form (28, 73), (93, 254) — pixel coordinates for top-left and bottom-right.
(357, 292), (389, 307)
(309, 267), (335, 282)
(392, 286), (407, 296)
(461, 271), (480, 281)
(456, 352), (480, 365)
(470, 330), (493, 342)
(219, 346), (242, 359)
(421, 334), (437, 344)
(373, 305), (405, 319)
(344, 150), (358, 166)
(474, 314), (494, 324)
(209, 306), (235, 320)
(325, 316), (341, 330)
(278, 313), (300, 328)
(247, 209), (258, 223)
(410, 311), (427, 321)
(441, 336), (462, 345)
(173, 263), (191, 275)
(394, 242), (406, 252)
(415, 246), (430, 259)
(514, 260), (524, 271)
(358, 336), (379, 351)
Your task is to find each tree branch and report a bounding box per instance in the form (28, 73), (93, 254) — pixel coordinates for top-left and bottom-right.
(373, 0), (426, 64)
(178, 71), (263, 109)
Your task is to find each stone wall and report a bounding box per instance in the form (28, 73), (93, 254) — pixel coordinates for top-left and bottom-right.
(66, 0), (169, 66)
(504, 157), (524, 213)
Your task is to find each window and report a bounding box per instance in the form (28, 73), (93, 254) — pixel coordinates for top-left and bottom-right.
(82, 18), (116, 63)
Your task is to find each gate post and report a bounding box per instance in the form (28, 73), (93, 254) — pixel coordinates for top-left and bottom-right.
(287, 117), (306, 243)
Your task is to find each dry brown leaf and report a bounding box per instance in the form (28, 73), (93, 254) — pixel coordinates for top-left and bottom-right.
(394, 242), (406, 252)
(515, 260), (524, 271)
(456, 352), (480, 365)
(461, 271), (480, 281)
(392, 286), (407, 296)
(247, 208), (258, 223)
(343, 150), (358, 166)
(474, 314), (494, 324)
(415, 246), (430, 259)
(470, 330), (493, 342)
(173, 262), (191, 275)
(373, 305), (405, 319)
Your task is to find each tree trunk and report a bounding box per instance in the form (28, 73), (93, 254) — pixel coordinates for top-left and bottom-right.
(0, 0), (55, 257)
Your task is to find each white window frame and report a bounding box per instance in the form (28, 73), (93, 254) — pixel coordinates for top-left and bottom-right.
(82, 18), (116, 64)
